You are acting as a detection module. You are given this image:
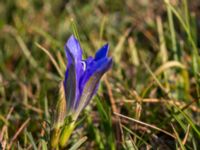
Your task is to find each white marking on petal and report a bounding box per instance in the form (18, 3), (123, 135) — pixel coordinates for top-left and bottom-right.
(81, 61), (86, 71)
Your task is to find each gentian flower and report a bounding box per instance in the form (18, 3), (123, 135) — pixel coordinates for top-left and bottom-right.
(63, 35), (112, 121)
(51, 35), (112, 148)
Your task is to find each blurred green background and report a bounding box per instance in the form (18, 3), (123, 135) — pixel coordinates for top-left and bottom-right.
(0, 0), (200, 149)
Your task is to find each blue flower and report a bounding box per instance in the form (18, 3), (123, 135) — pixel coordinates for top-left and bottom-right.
(64, 35), (112, 120)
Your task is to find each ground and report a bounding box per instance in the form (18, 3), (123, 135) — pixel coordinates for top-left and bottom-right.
(0, 0), (200, 149)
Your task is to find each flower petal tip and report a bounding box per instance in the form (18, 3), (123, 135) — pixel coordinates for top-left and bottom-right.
(64, 35), (82, 61)
(95, 43), (109, 60)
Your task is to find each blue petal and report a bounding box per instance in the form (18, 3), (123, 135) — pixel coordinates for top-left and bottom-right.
(64, 64), (76, 113)
(65, 35), (82, 63)
(64, 35), (84, 112)
(76, 57), (112, 109)
(94, 44), (109, 61)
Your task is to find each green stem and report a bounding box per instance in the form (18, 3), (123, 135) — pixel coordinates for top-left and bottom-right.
(59, 121), (76, 148)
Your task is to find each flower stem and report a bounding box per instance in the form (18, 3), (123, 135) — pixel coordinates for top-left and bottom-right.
(59, 121), (76, 148)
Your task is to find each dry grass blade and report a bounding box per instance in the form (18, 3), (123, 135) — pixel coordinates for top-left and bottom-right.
(0, 107), (15, 150)
(35, 43), (63, 78)
(7, 118), (31, 149)
(114, 28), (132, 63)
(156, 15), (168, 63)
(123, 98), (200, 113)
(141, 58), (168, 93)
(69, 136), (88, 150)
(154, 61), (185, 76)
(130, 90), (142, 142)
(104, 77), (117, 113)
(171, 124), (186, 150)
(182, 125), (190, 145)
(114, 112), (176, 139)
(22, 103), (43, 114)
(128, 37), (139, 66)
(104, 77), (123, 149)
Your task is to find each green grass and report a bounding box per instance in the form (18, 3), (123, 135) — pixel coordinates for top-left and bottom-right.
(0, 0), (200, 149)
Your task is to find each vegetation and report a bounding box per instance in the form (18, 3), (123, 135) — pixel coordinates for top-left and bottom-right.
(0, 0), (200, 149)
